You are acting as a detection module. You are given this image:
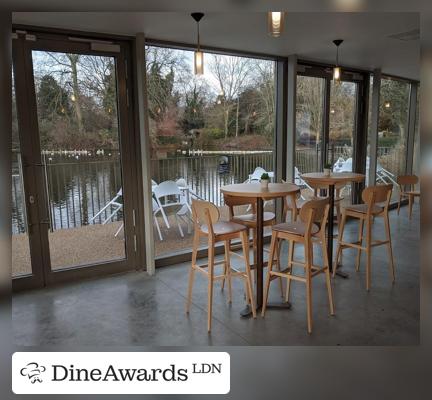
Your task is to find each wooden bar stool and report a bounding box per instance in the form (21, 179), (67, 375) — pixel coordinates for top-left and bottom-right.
(223, 194), (284, 297)
(309, 181), (345, 229)
(397, 175), (420, 219)
(262, 198), (334, 334)
(333, 184), (394, 291)
(186, 199), (256, 332)
(282, 191), (308, 222)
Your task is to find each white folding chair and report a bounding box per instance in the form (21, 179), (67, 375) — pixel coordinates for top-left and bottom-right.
(153, 180), (191, 238)
(90, 188), (123, 225)
(246, 167), (268, 183)
(152, 198), (163, 241)
(294, 167), (314, 199)
(90, 188), (124, 238)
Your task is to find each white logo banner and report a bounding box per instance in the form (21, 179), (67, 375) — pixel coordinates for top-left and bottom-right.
(12, 352), (230, 394)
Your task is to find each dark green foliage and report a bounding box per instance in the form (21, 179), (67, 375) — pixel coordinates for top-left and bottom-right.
(147, 63), (177, 121)
(379, 78), (409, 135)
(181, 85), (205, 133)
(37, 75), (72, 120)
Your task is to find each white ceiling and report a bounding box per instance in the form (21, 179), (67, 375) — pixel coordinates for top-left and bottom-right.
(13, 12), (420, 80)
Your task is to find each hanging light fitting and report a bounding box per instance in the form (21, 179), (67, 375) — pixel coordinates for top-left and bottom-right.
(333, 39), (344, 81)
(191, 12), (205, 75)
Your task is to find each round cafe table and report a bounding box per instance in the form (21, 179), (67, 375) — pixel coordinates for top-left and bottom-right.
(301, 172), (365, 278)
(221, 182), (300, 317)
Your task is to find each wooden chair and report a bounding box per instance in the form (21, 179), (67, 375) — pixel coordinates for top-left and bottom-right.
(186, 199), (256, 332)
(309, 181), (345, 228)
(282, 190), (308, 222)
(333, 184), (394, 291)
(397, 175), (420, 219)
(283, 180), (344, 221)
(262, 198), (334, 334)
(223, 194), (284, 297)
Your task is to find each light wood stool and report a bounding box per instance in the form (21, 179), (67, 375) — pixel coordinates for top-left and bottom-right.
(262, 198), (334, 334)
(334, 184), (394, 291)
(397, 175), (420, 219)
(223, 194), (284, 297)
(186, 199), (256, 332)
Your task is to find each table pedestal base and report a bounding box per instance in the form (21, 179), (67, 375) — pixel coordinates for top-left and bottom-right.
(335, 270), (349, 278)
(333, 262), (349, 278)
(240, 302), (292, 318)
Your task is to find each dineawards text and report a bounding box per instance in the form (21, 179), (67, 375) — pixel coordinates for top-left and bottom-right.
(52, 364), (189, 382)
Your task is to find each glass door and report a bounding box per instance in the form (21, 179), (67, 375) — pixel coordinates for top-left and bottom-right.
(296, 75), (326, 175)
(12, 71), (34, 279)
(296, 66), (365, 204)
(12, 32), (139, 288)
(328, 80), (358, 172)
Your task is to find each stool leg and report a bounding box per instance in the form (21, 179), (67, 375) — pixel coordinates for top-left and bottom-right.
(355, 219), (364, 272)
(305, 241), (313, 334)
(333, 211), (346, 277)
(274, 238), (284, 297)
(366, 217), (372, 291)
(186, 231), (199, 313)
(322, 236), (334, 315)
(241, 230), (256, 318)
(262, 232), (277, 317)
(409, 194), (414, 219)
(384, 213), (395, 283)
(221, 260), (227, 291)
(207, 239), (215, 332)
(397, 193), (402, 215)
(285, 240), (294, 303)
(224, 240), (233, 303)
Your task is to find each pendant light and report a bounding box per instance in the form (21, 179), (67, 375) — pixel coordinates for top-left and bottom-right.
(333, 39), (343, 81)
(267, 12), (285, 37)
(191, 12), (204, 75)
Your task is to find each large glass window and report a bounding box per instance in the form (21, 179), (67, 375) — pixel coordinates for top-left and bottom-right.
(412, 88), (420, 176)
(329, 80), (358, 171)
(12, 73), (32, 277)
(377, 78), (410, 178)
(146, 46), (276, 258)
(295, 75), (325, 175)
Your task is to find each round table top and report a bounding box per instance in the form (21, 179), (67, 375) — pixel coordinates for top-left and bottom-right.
(221, 182), (300, 198)
(301, 172), (365, 185)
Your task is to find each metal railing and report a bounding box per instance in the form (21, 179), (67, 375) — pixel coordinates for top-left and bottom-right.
(11, 146), (403, 234)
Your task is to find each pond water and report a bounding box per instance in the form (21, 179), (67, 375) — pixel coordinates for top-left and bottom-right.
(12, 151), (274, 234)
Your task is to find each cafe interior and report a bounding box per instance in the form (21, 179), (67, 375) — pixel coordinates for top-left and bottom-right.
(11, 11), (419, 345)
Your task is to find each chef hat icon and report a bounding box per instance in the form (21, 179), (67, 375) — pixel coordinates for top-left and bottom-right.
(20, 362), (46, 383)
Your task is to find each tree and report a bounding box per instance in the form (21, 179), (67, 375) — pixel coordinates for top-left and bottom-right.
(181, 85), (205, 134)
(146, 62), (176, 122)
(329, 81), (356, 144)
(66, 53), (84, 133)
(379, 78), (410, 139)
(209, 54), (253, 137)
(251, 60), (275, 138)
(296, 75), (325, 141)
(37, 75), (71, 120)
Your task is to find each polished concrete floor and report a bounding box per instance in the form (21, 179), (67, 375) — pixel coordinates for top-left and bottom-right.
(13, 204), (419, 346)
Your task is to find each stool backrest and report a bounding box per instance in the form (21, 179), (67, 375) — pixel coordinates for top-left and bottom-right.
(191, 199), (220, 229)
(223, 194), (255, 218)
(397, 175), (418, 192)
(299, 198), (330, 236)
(309, 181), (345, 198)
(361, 184), (393, 211)
(281, 179), (301, 208)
